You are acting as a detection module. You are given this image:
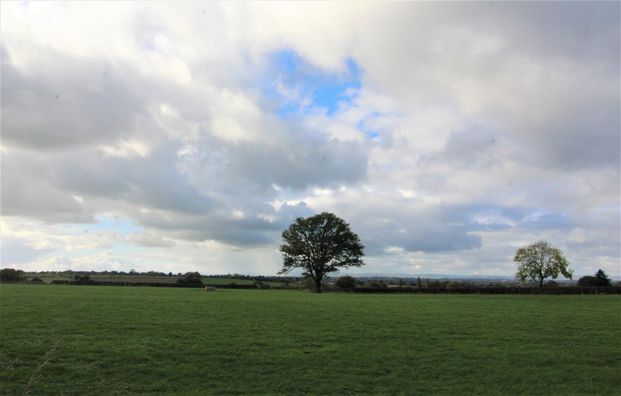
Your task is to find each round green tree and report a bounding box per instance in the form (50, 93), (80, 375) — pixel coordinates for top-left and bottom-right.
(514, 240), (573, 287)
(279, 212), (364, 293)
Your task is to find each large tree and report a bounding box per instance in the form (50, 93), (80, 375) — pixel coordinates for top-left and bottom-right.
(514, 240), (573, 287)
(279, 212), (364, 293)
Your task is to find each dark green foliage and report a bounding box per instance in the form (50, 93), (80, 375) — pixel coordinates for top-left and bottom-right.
(176, 272), (203, 286)
(280, 212), (364, 292)
(335, 276), (356, 289)
(447, 281), (466, 289)
(30, 277), (44, 283)
(253, 281), (271, 289)
(0, 268), (25, 282)
(352, 286), (621, 294)
(365, 280), (387, 288)
(579, 271), (611, 287)
(0, 285), (620, 395)
(595, 269), (611, 287)
(578, 276), (599, 287)
(545, 280), (559, 288)
(73, 274), (92, 283)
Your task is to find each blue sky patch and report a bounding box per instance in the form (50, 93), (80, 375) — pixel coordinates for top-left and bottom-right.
(262, 50), (362, 117)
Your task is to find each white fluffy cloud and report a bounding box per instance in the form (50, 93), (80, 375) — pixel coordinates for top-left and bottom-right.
(1, 2), (619, 277)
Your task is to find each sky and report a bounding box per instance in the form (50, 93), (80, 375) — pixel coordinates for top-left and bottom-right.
(1, 2), (619, 277)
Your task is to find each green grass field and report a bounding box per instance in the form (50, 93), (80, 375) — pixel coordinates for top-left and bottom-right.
(1, 285), (619, 395)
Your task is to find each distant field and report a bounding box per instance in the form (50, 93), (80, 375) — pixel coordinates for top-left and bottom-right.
(22, 273), (284, 287)
(1, 285), (619, 394)
(202, 277), (284, 287)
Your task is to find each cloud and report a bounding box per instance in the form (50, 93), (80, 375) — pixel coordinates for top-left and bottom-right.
(1, 2), (618, 276)
(1, 47), (143, 150)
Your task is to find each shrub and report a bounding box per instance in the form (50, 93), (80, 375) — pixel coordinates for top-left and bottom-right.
(30, 277), (44, 283)
(335, 276), (356, 289)
(577, 276), (600, 287)
(578, 270), (612, 287)
(545, 280), (559, 288)
(177, 272), (204, 286)
(365, 280), (387, 289)
(0, 268), (25, 282)
(447, 281), (465, 289)
(253, 281), (271, 289)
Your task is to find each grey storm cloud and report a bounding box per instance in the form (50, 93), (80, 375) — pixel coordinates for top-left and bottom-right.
(133, 202), (314, 246)
(345, 203), (577, 256)
(350, 205), (483, 255)
(220, 137), (367, 190)
(420, 125), (510, 168)
(1, 48), (144, 150)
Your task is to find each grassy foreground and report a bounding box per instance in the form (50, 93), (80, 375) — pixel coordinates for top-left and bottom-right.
(1, 285), (619, 395)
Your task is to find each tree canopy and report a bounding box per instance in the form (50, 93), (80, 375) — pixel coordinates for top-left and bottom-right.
(594, 269), (611, 287)
(514, 240), (573, 287)
(279, 212), (364, 292)
(579, 269), (612, 287)
(0, 268), (25, 283)
(177, 272), (204, 286)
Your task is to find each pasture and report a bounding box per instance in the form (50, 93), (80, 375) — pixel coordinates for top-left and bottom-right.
(1, 284), (619, 394)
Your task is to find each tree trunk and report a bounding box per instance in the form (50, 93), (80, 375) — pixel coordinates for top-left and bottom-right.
(313, 277), (323, 293)
(539, 277), (544, 287)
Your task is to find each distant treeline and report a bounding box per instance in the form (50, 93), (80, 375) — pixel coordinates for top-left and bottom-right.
(350, 286), (621, 295)
(3, 268), (620, 294)
(204, 273), (299, 284)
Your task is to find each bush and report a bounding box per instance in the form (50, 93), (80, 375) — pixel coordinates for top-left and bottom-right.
(0, 268), (25, 282)
(177, 272), (204, 286)
(578, 276), (604, 287)
(335, 276), (356, 289)
(253, 281), (271, 289)
(365, 280), (387, 288)
(447, 281), (466, 289)
(545, 280), (559, 288)
(30, 277), (44, 283)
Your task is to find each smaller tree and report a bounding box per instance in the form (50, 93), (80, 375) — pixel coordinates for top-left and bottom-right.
(177, 272), (204, 286)
(579, 269), (612, 287)
(577, 276), (599, 287)
(335, 276), (356, 290)
(545, 280), (559, 288)
(594, 269), (611, 287)
(514, 241), (573, 287)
